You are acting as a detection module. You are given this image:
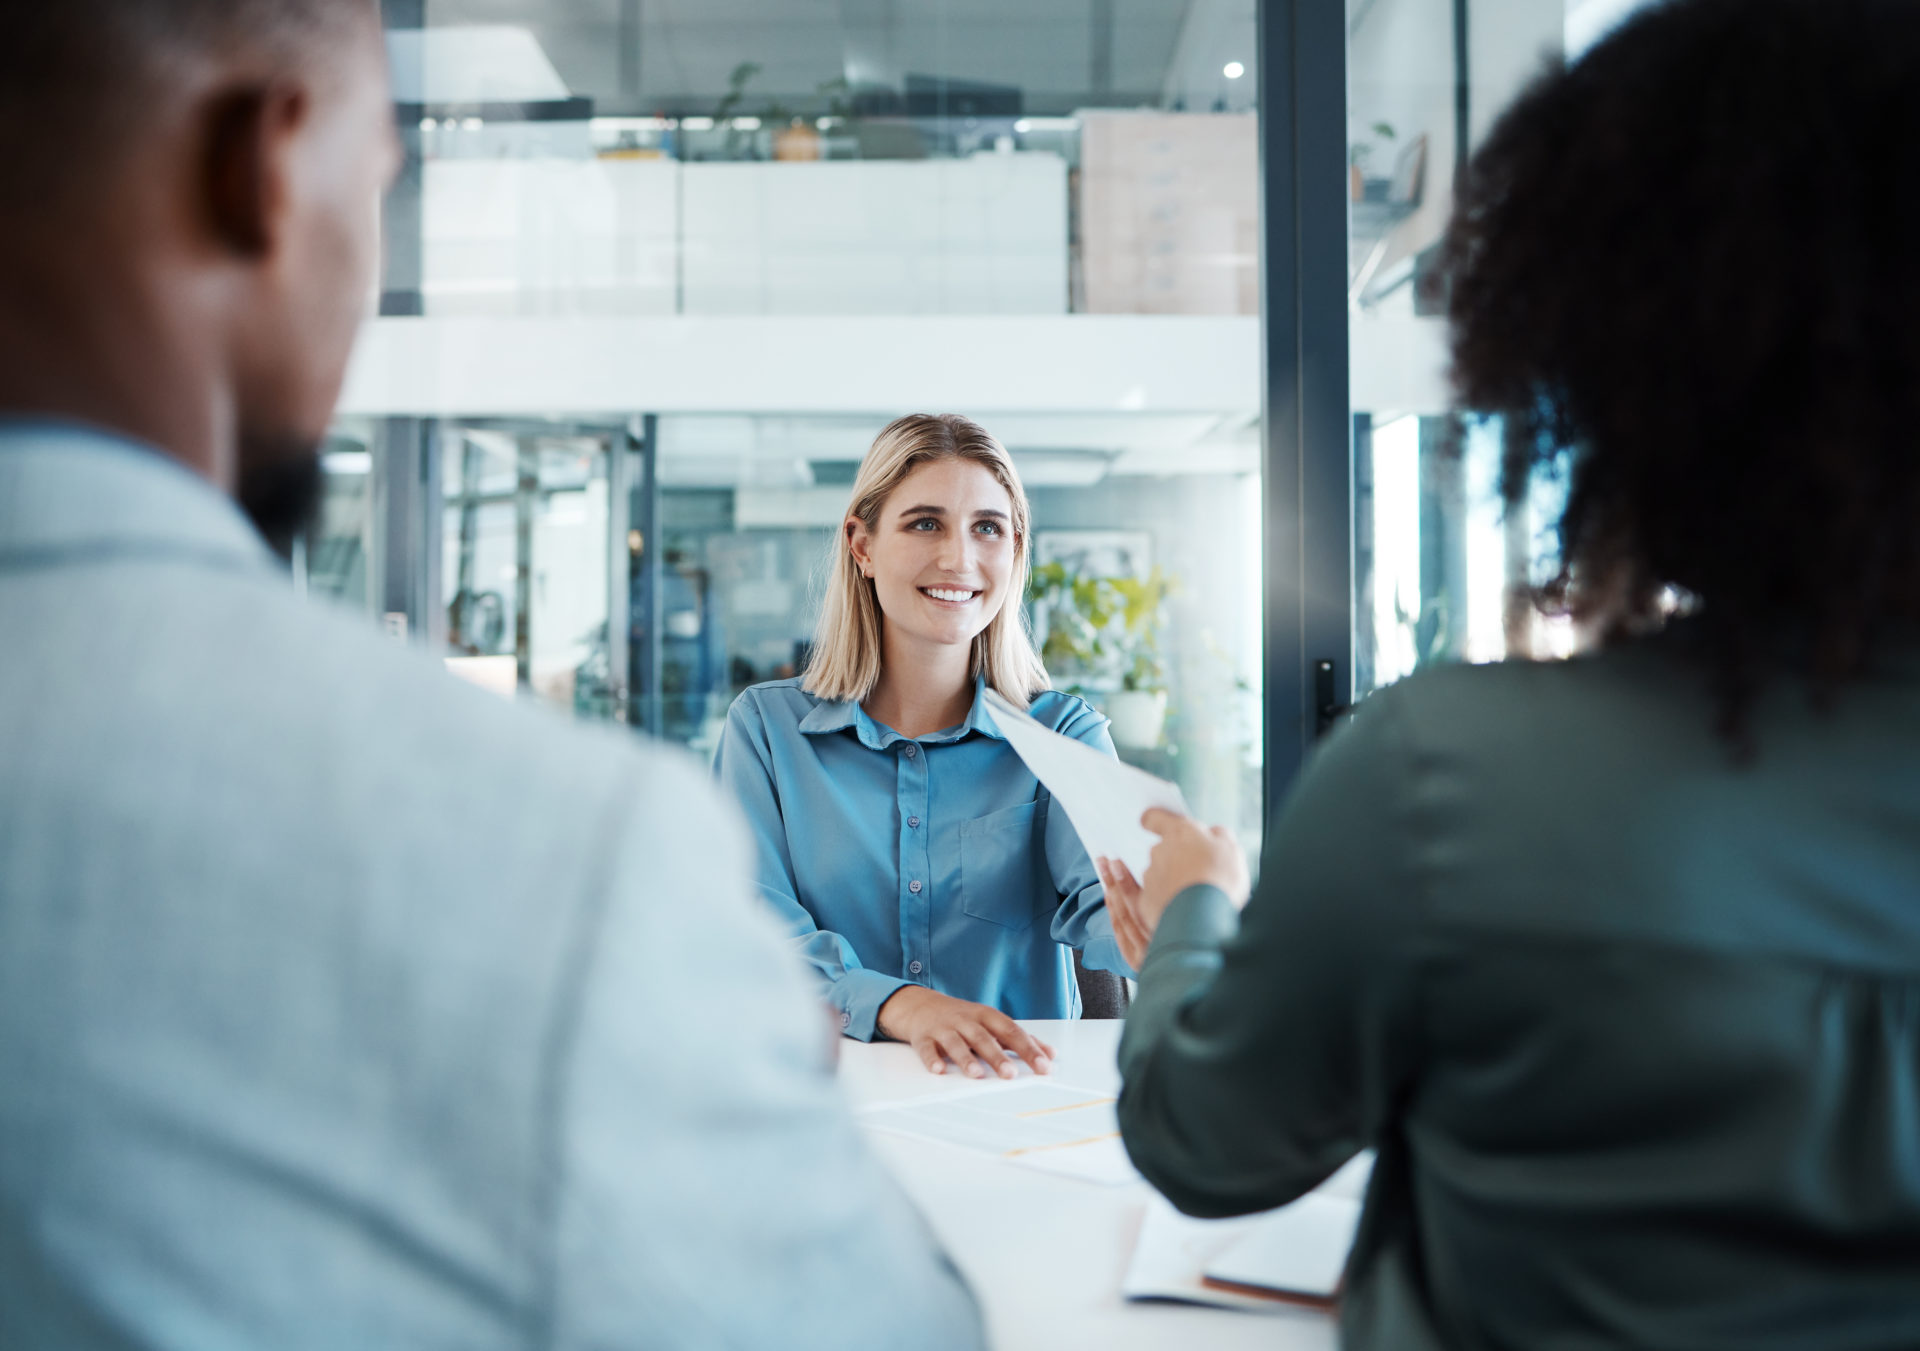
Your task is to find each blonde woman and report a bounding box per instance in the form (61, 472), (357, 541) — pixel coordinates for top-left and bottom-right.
(714, 414), (1139, 1078)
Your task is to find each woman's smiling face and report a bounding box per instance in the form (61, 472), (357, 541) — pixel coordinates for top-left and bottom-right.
(850, 456), (1018, 655)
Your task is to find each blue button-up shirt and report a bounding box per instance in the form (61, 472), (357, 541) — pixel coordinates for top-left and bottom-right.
(714, 677), (1132, 1040)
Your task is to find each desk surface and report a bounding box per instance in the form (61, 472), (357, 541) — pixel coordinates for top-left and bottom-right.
(839, 1019), (1339, 1351)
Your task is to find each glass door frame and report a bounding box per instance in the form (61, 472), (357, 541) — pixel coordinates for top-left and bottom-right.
(1259, 0), (1354, 808)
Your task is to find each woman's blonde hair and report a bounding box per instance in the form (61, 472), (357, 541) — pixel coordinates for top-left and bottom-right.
(803, 413), (1050, 709)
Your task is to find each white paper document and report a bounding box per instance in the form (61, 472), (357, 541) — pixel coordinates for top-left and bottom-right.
(858, 1081), (1141, 1186)
(1123, 1154), (1372, 1312)
(1203, 1192), (1362, 1299)
(983, 690), (1190, 877)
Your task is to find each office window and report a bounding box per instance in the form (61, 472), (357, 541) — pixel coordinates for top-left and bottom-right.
(324, 1), (1268, 847)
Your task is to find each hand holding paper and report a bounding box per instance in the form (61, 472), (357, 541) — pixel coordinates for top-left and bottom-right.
(983, 691), (1250, 951)
(1099, 809), (1250, 942)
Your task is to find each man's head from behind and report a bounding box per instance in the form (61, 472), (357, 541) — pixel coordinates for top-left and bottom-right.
(0, 0), (395, 549)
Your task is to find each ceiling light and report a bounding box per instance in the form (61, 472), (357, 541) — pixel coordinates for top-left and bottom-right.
(1223, 61), (1246, 79)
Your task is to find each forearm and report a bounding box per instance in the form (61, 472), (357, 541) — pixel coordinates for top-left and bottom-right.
(1119, 883), (1239, 1067)
(1118, 884), (1347, 1217)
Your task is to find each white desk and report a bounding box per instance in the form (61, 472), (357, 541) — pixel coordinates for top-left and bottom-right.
(839, 1019), (1339, 1351)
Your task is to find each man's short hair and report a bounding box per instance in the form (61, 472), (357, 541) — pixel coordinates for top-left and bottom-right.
(0, 0), (378, 212)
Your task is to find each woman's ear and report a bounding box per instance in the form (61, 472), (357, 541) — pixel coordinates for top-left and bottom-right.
(846, 518), (874, 580)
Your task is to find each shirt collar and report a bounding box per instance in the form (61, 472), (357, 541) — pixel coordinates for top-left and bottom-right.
(798, 675), (1011, 748)
(0, 420), (275, 569)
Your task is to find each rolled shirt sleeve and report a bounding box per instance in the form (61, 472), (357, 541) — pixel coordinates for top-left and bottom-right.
(712, 695), (907, 1041)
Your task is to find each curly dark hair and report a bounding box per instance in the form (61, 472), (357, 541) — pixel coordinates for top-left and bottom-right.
(1440, 0), (1920, 743)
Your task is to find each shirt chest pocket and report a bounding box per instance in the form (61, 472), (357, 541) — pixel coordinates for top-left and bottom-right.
(959, 800), (1052, 931)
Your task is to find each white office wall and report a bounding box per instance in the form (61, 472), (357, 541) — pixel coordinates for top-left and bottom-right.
(422, 159), (677, 316)
(340, 311), (1452, 419)
(416, 154), (1068, 318)
(681, 156), (1068, 316)
(338, 315), (1256, 417)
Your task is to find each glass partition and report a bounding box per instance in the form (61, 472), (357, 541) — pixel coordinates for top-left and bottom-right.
(327, 0), (1271, 849)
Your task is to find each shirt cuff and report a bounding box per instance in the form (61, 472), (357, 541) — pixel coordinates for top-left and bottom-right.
(831, 967), (913, 1043)
(1140, 884), (1239, 974)
(1078, 908), (1136, 979)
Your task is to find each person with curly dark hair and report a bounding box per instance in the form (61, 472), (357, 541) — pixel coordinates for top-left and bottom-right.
(1101, 1), (1920, 1348)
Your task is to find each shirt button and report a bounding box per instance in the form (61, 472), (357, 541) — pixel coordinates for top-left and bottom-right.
(909, 880), (923, 893)
(840, 1011), (850, 1029)
(908, 816), (920, 828)
(909, 961), (923, 974)
(904, 745), (918, 758)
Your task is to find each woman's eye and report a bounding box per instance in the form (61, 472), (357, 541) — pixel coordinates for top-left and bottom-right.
(909, 518), (938, 531)
(976, 521), (1003, 537)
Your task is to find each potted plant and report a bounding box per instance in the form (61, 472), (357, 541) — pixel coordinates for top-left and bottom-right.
(1028, 561), (1175, 750)
(1104, 569), (1172, 748)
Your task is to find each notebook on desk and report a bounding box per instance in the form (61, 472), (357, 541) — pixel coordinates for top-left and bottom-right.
(1123, 1154), (1370, 1314)
(1198, 1191), (1361, 1307)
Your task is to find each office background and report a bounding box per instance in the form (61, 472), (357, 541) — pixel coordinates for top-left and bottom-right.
(306, 0), (1655, 851)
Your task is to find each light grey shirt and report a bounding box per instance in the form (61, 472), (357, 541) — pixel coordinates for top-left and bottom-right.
(0, 425), (983, 1350)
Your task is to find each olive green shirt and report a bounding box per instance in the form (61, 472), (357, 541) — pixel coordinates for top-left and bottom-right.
(1118, 637), (1920, 1350)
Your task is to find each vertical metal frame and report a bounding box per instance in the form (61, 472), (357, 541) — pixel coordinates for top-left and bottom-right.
(629, 414), (663, 734)
(1259, 0), (1354, 811)
(606, 430), (636, 724)
(380, 0), (426, 318)
(372, 416), (443, 646)
(514, 439), (538, 691)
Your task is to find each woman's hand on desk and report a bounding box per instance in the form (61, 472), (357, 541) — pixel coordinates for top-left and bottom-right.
(1097, 809), (1251, 952)
(876, 987), (1056, 1079)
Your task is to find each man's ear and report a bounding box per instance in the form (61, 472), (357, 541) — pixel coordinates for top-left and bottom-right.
(202, 82), (308, 258)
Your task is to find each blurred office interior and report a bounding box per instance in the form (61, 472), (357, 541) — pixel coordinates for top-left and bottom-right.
(310, 0), (1657, 851)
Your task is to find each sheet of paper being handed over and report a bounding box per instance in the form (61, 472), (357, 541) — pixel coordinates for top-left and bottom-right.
(983, 689), (1190, 878)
